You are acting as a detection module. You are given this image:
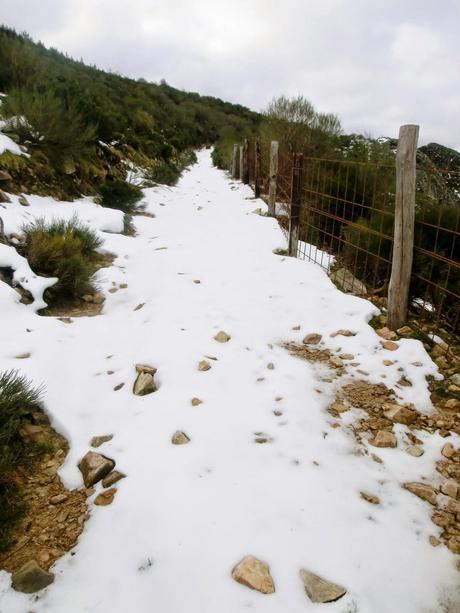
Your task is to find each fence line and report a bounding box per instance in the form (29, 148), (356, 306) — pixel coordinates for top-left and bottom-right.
(237, 130), (460, 344)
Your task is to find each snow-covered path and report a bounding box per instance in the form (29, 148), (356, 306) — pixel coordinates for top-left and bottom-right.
(0, 150), (458, 612)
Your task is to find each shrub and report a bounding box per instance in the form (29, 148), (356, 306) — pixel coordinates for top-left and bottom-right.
(0, 370), (43, 551)
(96, 180), (144, 214)
(22, 215), (102, 305)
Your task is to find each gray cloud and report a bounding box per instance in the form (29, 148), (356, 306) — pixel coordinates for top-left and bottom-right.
(2, 0), (459, 149)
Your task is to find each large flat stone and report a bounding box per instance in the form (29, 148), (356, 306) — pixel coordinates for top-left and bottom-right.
(299, 569), (346, 603)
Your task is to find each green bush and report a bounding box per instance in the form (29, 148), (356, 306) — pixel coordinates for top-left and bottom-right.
(96, 180), (144, 214)
(22, 215), (102, 305)
(0, 370), (43, 551)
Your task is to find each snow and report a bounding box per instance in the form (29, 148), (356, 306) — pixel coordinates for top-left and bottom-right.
(0, 150), (458, 612)
(0, 120), (26, 157)
(297, 240), (335, 270)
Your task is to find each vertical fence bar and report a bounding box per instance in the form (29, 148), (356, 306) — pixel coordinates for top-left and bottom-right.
(387, 124), (419, 330)
(268, 140), (279, 216)
(288, 153), (303, 257)
(242, 139), (249, 185)
(231, 144), (239, 178)
(254, 141), (261, 197)
(239, 145), (244, 181)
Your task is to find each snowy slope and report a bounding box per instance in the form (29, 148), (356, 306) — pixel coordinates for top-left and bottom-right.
(0, 150), (458, 613)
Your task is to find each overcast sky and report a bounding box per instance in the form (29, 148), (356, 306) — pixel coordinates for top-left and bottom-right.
(2, 0), (459, 149)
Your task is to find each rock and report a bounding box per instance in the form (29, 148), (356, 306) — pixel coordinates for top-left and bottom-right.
(329, 267), (367, 295)
(94, 487), (117, 506)
(119, 283), (128, 289)
(78, 451), (115, 487)
(214, 330), (231, 343)
(376, 327), (397, 340)
(445, 398), (460, 410)
(407, 445), (424, 457)
(0, 189), (11, 203)
(18, 195), (30, 207)
(330, 329), (355, 338)
(397, 325), (413, 336)
(191, 397), (203, 406)
(383, 360), (394, 366)
(404, 482), (438, 505)
(172, 431), (190, 445)
(449, 384), (460, 393)
(267, 363), (275, 370)
(370, 430), (397, 448)
(231, 556), (275, 594)
(0, 170), (12, 181)
(113, 382), (124, 391)
(302, 333), (322, 345)
(198, 360), (211, 371)
(193, 279), (201, 284)
(449, 373), (460, 387)
(447, 537), (460, 555)
(329, 356), (343, 368)
(11, 560), (54, 593)
(383, 403), (417, 425)
(134, 303), (145, 311)
(50, 493), (68, 505)
(90, 434), (113, 448)
(380, 340), (399, 351)
(299, 569), (346, 603)
(429, 536), (440, 547)
(102, 470), (126, 488)
(441, 480), (460, 500)
(19, 424), (46, 444)
(135, 363), (157, 375)
(15, 352), (31, 359)
(292, 325), (301, 330)
(360, 491), (380, 504)
(442, 443), (455, 458)
(133, 371), (156, 396)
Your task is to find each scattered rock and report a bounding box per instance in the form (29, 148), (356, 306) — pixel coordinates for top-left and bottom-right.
(11, 560), (54, 593)
(299, 569), (346, 603)
(135, 364), (157, 375)
(50, 494), (68, 505)
(376, 327), (397, 340)
(94, 488), (117, 506)
(383, 360), (394, 366)
(0, 189), (11, 203)
(429, 536), (440, 547)
(329, 267), (367, 295)
(82, 292), (105, 304)
(231, 556), (275, 594)
(397, 326), (413, 336)
(134, 303), (145, 311)
(302, 333), (322, 345)
(18, 195), (30, 207)
(329, 356), (343, 368)
(440, 480), (460, 500)
(380, 340), (399, 351)
(78, 451), (115, 487)
(191, 397), (203, 406)
(360, 491), (380, 505)
(133, 371), (156, 396)
(404, 482), (438, 505)
(292, 325), (301, 330)
(441, 443), (455, 458)
(113, 383), (124, 391)
(369, 430), (397, 448)
(193, 279), (201, 284)
(214, 330), (231, 343)
(267, 362), (275, 370)
(198, 360), (211, 371)
(172, 431), (190, 445)
(102, 471), (126, 488)
(407, 445), (424, 457)
(15, 352), (31, 359)
(383, 403), (417, 425)
(330, 329), (355, 338)
(119, 283), (128, 289)
(273, 410), (283, 416)
(90, 434), (113, 448)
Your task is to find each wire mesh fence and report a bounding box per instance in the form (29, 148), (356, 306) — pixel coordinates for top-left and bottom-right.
(235, 139), (460, 343)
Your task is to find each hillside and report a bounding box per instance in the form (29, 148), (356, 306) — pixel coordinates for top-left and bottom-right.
(0, 26), (259, 199)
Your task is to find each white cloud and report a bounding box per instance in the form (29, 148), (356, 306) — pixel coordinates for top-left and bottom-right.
(1, 0), (459, 149)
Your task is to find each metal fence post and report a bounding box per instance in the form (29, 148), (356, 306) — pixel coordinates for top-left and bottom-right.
(268, 140), (279, 217)
(288, 152), (303, 257)
(231, 144), (239, 178)
(254, 141), (261, 198)
(387, 124), (419, 330)
(242, 139), (249, 185)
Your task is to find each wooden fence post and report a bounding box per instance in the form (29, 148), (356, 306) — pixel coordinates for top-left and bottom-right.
(268, 140), (279, 217)
(231, 144), (239, 178)
(288, 152), (303, 257)
(254, 141), (261, 198)
(242, 139), (249, 185)
(387, 124), (419, 330)
(239, 146), (244, 181)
